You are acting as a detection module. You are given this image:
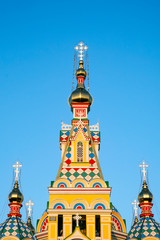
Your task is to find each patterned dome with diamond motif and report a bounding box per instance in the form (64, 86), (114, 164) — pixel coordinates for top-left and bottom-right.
(0, 216), (34, 239)
(127, 161), (160, 240)
(127, 216), (160, 239)
(0, 161), (34, 239)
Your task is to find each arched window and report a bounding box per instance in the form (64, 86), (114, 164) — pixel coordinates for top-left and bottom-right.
(77, 141), (83, 162)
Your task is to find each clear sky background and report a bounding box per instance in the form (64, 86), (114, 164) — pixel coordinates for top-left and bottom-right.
(0, 0), (160, 232)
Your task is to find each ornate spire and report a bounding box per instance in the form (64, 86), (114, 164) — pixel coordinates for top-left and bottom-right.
(132, 199), (139, 224)
(138, 160), (153, 218)
(69, 42), (93, 117)
(8, 161), (23, 217)
(26, 200), (35, 236)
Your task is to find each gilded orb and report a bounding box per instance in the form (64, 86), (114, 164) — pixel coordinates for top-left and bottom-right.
(8, 181), (23, 204)
(138, 181), (153, 203)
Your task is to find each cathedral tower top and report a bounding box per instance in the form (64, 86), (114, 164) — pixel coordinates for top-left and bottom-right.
(68, 42), (93, 118)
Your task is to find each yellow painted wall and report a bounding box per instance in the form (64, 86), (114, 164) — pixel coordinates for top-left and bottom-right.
(101, 215), (111, 240)
(49, 194), (110, 207)
(63, 215), (72, 238)
(48, 215), (58, 240)
(86, 215), (95, 240)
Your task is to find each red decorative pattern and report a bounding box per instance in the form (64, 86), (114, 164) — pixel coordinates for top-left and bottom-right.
(111, 216), (121, 231)
(89, 159), (95, 165)
(75, 108), (86, 118)
(8, 203), (22, 217)
(42, 218), (48, 232)
(77, 76), (85, 84)
(139, 202), (154, 217)
(65, 159), (71, 165)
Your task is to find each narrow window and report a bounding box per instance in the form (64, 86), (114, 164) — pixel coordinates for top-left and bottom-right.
(77, 141), (83, 162)
(58, 215), (63, 236)
(95, 215), (101, 237)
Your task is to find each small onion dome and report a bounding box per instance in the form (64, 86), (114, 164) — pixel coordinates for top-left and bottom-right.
(27, 216), (35, 236)
(8, 181), (23, 204)
(75, 60), (87, 78)
(138, 180), (153, 204)
(69, 87), (93, 106)
(69, 61), (93, 109)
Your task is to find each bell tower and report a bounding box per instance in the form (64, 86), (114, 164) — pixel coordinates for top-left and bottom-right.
(35, 42), (127, 240)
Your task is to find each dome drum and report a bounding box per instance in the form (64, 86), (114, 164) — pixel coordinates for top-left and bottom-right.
(139, 202), (154, 218)
(8, 202), (22, 217)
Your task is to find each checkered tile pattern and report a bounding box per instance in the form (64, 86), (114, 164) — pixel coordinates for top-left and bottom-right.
(70, 124), (89, 140)
(89, 145), (96, 166)
(59, 122), (102, 182)
(60, 130), (70, 142)
(59, 167), (101, 182)
(0, 216), (34, 239)
(91, 131), (100, 142)
(127, 217), (160, 239)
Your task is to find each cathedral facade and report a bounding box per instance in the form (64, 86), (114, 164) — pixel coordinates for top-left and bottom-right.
(0, 42), (160, 240)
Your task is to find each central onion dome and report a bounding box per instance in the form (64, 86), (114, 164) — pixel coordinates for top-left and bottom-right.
(69, 60), (93, 111)
(138, 180), (153, 203)
(8, 180), (23, 203)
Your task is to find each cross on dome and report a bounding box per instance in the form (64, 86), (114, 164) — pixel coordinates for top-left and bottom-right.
(73, 213), (82, 227)
(74, 42), (88, 61)
(12, 161), (22, 181)
(139, 160), (148, 181)
(26, 200), (34, 217)
(132, 199), (139, 217)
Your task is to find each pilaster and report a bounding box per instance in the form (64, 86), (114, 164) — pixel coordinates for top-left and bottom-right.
(63, 215), (72, 238)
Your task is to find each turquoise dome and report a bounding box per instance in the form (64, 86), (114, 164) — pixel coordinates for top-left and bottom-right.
(0, 216), (34, 239)
(127, 216), (160, 239)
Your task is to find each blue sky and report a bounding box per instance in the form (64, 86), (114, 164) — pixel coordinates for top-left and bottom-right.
(0, 0), (160, 231)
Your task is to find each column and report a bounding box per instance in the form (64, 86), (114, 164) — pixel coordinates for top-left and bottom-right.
(48, 214), (58, 240)
(63, 215), (72, 238)
(86, 215), (95, 240)
(100, 215), (111, 240)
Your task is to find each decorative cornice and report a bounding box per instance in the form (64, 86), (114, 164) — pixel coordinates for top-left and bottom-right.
(48, 188), (111, 195)
(47, 209), (112, 214)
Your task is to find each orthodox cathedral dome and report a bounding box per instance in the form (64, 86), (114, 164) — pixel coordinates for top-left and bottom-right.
(127, 217), (160, 239)
(127, 161), (160, 240)
(8, 180), (24, 203)
(68, 60), (93, 111)
(138, 180), (153, 204)
(0, 161), (34, 240)
(0, 216), (34, 239)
